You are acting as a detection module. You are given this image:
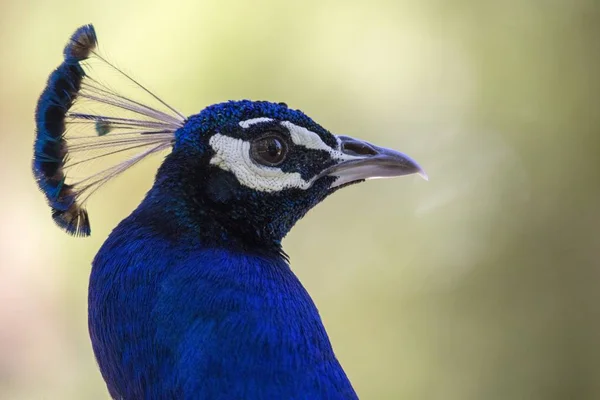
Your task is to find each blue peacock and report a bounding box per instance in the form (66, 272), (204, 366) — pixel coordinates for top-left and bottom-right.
(33, 25), (426, 399)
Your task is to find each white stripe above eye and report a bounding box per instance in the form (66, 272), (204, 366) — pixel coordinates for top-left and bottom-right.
(239, 117), (273, 129)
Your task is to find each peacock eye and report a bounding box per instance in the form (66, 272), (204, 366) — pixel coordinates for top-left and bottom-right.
(250, 134), (288, 166)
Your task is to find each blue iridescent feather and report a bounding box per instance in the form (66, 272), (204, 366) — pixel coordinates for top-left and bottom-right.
(34, 63), (88, 233)
(90, 213), (357, 399)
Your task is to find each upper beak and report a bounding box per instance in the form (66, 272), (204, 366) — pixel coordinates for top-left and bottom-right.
(318, 135), (428, 188)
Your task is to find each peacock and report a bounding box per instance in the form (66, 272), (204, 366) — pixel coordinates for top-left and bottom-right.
(33, 24), (426, 399)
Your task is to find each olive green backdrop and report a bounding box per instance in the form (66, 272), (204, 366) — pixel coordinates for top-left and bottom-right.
(0, 0), (598, 398)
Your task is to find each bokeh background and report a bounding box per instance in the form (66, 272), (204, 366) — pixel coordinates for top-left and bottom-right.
(1, 0), (599, 398)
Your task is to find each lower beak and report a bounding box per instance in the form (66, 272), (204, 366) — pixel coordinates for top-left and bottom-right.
(319, 135), (428, 188)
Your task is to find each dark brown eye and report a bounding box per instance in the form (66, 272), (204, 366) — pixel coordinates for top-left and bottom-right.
(250, 135), (288, 166)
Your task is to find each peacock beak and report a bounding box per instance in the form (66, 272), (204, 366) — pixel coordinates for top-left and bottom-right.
(320, 135), (427, 188)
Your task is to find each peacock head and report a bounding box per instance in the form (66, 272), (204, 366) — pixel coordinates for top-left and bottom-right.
(162, 100), (426, 247)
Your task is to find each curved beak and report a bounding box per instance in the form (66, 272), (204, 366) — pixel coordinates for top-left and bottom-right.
(319, 135), (428, 188)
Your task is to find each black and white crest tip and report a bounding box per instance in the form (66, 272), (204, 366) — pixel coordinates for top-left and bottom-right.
(63, 24), (97, 62)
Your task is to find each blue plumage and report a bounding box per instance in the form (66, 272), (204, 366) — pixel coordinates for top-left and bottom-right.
(33, 24), (97, 236)
(34, 25), (426, 399)
(90, 218), (355, 399)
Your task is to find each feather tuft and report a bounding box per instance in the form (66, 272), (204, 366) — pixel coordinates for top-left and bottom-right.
(33, 24), (184, 236)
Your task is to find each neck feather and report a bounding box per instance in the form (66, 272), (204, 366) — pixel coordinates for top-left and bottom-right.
(90, 218), (355, 398)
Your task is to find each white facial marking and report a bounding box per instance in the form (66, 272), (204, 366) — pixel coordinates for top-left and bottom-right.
(239, 118), (273, 129)
(209, 134), (312, 192)
(209, 121), (364, 192)
(280, 121), (359, 162)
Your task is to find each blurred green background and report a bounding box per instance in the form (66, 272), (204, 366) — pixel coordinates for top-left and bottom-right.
(1, 0), (599, 398)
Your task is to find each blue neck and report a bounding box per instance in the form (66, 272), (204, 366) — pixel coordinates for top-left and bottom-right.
(89, 194), (357, 399)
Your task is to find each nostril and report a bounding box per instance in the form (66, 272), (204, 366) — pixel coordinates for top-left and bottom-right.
(342, 141), (378, 156)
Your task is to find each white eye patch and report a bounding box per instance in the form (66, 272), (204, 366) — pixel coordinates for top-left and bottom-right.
(209, 120), (360, 192)
(209, 134), (313, 192)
